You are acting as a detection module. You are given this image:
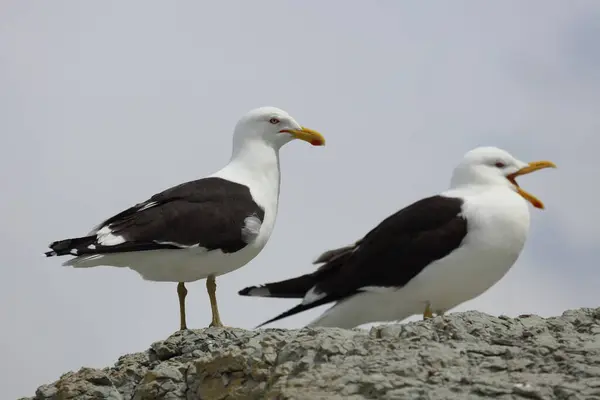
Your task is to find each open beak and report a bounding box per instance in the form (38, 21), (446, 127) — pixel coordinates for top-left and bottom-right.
(280, 127), (326, 146)
(506, 160), (557, 209)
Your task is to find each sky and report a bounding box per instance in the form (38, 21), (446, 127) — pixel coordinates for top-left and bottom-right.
(1, 1), (599, 398)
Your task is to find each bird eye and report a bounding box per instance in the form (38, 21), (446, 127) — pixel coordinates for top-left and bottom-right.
(495, 162), (506, 168)
(269, 118), (280, 124)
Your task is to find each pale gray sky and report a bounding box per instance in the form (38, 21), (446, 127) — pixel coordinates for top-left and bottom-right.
(2, 1), (599, 398)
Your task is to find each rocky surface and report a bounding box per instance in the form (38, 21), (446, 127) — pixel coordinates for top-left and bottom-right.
(20, 308), (600, 400)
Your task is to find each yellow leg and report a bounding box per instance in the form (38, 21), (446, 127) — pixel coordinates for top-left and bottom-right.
(177, 282), (188, 330)
(207, 275), (224, 327)
(423, 302), (434, 319)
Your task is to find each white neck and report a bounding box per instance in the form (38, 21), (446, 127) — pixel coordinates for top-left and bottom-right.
(214, 138), (281, 207)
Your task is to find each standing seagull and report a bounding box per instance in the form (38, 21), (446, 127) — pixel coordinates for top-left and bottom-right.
(239, 147), (556, 329)
(45, 106), (325, 330)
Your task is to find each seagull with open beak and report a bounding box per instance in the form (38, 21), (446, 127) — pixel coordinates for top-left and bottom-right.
(239, 146), (557, 329)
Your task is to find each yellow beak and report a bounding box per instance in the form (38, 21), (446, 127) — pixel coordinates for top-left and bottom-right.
(506, 160), (557, 209)
(281, 127), (326, 146)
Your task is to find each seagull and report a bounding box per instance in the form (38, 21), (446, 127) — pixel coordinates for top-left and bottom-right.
(239, 146), (556, 329)
(45, 106), (326, 330)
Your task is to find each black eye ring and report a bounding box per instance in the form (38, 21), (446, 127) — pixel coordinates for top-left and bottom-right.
(269, 118), (280, 124)
(495, 162), (506, 168)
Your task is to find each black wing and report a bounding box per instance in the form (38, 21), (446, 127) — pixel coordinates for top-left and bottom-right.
(240, 195), (467, 327)
(46, 177), (265, 257)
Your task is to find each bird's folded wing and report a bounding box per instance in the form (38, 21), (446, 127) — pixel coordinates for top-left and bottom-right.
(243, 195), (469, 328)
(61, 177), (265, 256)
(306, 195), (469, 304)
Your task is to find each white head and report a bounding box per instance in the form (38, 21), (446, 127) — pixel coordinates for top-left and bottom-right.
(450, 146), (556, 209)
(231, 106), (325, 153)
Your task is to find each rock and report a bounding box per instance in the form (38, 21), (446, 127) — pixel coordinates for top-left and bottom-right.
(19, 308), (600, 400)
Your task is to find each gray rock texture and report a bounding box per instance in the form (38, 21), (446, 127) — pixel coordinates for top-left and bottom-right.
(20, 308), (600, 400)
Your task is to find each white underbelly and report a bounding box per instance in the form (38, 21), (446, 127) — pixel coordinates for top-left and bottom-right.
(65, 242), (266, 282)
(313, 244), (523, 328)
(127, 244), (264, 282)
(401, 243), (522, 312)
(313, 245), (521, 328)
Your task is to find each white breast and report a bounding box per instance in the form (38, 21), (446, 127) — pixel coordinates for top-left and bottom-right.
(214, 156), (281, 253)
(392, 187), (532, 316)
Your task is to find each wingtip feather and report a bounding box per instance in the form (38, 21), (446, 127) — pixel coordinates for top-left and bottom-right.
(238, 286), (271, 297)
